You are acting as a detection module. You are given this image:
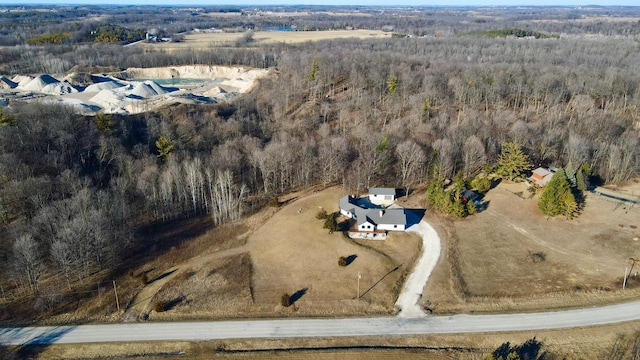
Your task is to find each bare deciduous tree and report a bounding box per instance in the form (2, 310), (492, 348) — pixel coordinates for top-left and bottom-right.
(12, 234), (44, 295)
(396, 139), (426, 194)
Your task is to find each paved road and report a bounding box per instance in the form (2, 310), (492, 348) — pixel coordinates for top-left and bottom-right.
(2, 301), (640, 345)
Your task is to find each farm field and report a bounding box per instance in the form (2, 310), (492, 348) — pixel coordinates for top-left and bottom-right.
(137, 29), (393, 51)
(424, 180), (640, 315)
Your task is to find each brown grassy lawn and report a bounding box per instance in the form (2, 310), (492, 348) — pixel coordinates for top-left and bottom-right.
(29, 321), (640, 360)
(149, 253), (253, 320)
(247, 187), (421, 316)
(424, 181), (640, 314)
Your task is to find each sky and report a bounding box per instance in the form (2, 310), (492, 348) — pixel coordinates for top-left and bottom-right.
(4, 0), (640, 6)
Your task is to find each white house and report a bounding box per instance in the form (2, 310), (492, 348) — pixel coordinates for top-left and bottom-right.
(368, 187), (396, 206)
(339, 191), (407, 239)
(357, 209), (406, 231)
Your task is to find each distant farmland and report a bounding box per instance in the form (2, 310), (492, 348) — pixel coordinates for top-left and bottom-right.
(137, 29), (393, 50)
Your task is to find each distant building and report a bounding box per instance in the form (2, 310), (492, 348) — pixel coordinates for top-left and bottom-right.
(529, 167), (556, 187)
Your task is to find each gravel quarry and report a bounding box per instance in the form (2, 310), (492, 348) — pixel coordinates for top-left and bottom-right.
(0, 65), (269, 114)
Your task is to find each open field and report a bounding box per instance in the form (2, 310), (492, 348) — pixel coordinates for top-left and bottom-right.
(424, 180), (640, 315)
(137, 29), (393, 51)
(19, 321), (640, 359)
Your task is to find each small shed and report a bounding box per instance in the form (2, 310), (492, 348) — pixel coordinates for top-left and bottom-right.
(529, 167), (555, 187)
(368, 187), (396, 206)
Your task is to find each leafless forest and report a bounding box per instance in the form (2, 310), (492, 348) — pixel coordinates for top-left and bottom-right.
(0, 5), (639, 323)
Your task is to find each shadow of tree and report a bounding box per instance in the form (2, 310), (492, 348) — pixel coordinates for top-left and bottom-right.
(344, 254), (357, 266)
(0, 325), (76, 359)
(492, 337), (546, 360)
(149, 269), (177, 284)
(289, 288), (308, 304)
(162, 295), (185, 311)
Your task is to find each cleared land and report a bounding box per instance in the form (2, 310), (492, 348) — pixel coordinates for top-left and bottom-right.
(138, 30), (393, 51)
(146, 186), (421, 320)
(424, 180), (640, 314)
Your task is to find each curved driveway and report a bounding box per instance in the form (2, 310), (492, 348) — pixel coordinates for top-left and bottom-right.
(396, 219), (441, 317)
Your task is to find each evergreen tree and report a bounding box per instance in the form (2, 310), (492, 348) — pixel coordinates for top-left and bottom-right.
(538, 169), (578, 219)
(564, 164), (576, 187)
(494, 142), (533, 182)
(471, 175), (492, 193)
(307, 60), (318, 82)
(0, 107), (15, 127)
(94, 112), (114, 134)
(386, 75), (398, 95)
(576, 168), (587, 192)
(422, 97), (432, 122)
(155, 135), (174, 162)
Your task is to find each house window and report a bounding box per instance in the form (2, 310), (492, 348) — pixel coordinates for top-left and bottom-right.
(385, 195), (392, 200)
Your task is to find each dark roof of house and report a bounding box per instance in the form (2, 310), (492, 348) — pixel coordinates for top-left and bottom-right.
(340, 194), (406, 227)
(358, 209), (406, 226)
(339, 195), (356, 212)
(369, 187), (396, 196)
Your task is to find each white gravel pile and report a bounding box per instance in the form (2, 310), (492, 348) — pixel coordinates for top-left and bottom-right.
(127, 82), (161, 98)
(21, 74), (60, 91)
(41, 81), (78, 95)
(12, 75), (33, 87)
(84, 80), (125, 93)
(89, 89), (129, 112)
(202, 86), (226, 97)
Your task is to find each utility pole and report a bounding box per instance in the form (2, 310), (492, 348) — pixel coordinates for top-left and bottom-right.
(626, 258), (640, 289)
(113, 280), (120, 311)
(357, 272), (361, 299)
(624, 266), (628, 290)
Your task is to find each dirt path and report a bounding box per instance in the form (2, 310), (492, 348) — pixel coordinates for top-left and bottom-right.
(122, 245), (249, 321)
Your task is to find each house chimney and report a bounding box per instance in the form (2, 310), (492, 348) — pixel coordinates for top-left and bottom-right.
(379, 209), (384, 217)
